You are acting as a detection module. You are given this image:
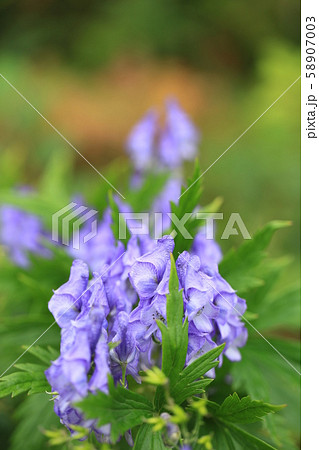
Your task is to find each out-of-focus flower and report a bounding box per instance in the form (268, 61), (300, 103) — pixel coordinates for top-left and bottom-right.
(126, 111), (158, 171)
(159, 99), (199, 169)
(126, 99), (199, 172)
(0, 205), (51, 267)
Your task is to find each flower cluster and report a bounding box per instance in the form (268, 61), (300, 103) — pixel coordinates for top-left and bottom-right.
(45, 260), (111, 440)
(45, 231), (247, 437)
(0, 100), (248, 444)
(126, 99), (199, 172)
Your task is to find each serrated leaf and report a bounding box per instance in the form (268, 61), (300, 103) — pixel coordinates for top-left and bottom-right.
(207, 393), (284, 424)
(173, 378), (213, 405)
(213, 421), (277, 450)
(219, 221), (291, 293)
(229, 336), (300, 432)
(171, 344), (225, 404)
(23, 346), (59, 366)
(0, 364), (49, 398)
(77, 376), (154, 443)
(133, 424), (166, 450)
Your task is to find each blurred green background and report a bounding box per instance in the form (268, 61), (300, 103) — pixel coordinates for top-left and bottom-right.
(0, 0), (300, 265)
(0, 0), (300, 448)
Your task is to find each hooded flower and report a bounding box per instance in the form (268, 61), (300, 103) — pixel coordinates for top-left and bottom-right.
(176, 250), (247, 367)
(109, 311), (140, 382)
(45, 261), (111, 441)
(128, 235), (174, 301)
(177, 252), (219, 334)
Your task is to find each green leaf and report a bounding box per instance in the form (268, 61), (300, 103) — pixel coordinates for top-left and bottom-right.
(0, 364), (49, 398)
(155, 254), (189, 409)
(10, 393), (60, 450)
(22, 346), (59, 366)
(159, 254), (188, 381)
(108, 190), (131, 246)
(204, 393), (284, 449)
(212, 421), (277, 450)
(169, 160), (203, 257)
(133, 424), (166, 450)
(219, 221), (291, 293)
(77, 376), (154, 443)
(229, 337), (300, 431)
(171, 344), (225, 404)
(207, 393), (284, 424)
(252, 284), (301, 331)
(126, 171), (170, 212)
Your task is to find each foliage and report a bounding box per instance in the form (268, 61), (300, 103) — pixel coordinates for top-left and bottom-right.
(0, 148), (300, 449)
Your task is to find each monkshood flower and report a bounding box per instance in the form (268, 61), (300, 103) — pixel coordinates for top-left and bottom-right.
(128, 235), (174, 301)
(126, 99), (199, 172)
(159, 99), (199, 169)
(109, 311), (140, 383)
(176, 253), (219, 334)
(45, 260), (111, 441)
(0, 205), (51, 267)
(176, 251), (247, 365)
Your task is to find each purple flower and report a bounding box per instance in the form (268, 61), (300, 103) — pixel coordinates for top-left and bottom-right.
(89, 328), (109, 393)
(191, 228), (222, 270)
(101, 236), (148, 313)
(126, 111), (157, 171)
(130, 294), (167, 345)
(187, 330), (217, 377)
(128, 235), (174, 300)
(159, 100), (199, 169)
(48, 260), (89, 328)
(0, 205), (51, 267)
(109, 311), (140, 382)
(45, 261), (111, 440)
(177, 252), (219, 334)
(126, 99), (199, 172)
(176, 250), (248, 366)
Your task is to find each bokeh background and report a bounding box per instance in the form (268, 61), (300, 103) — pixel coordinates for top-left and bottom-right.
(0, 0), (300, 448)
